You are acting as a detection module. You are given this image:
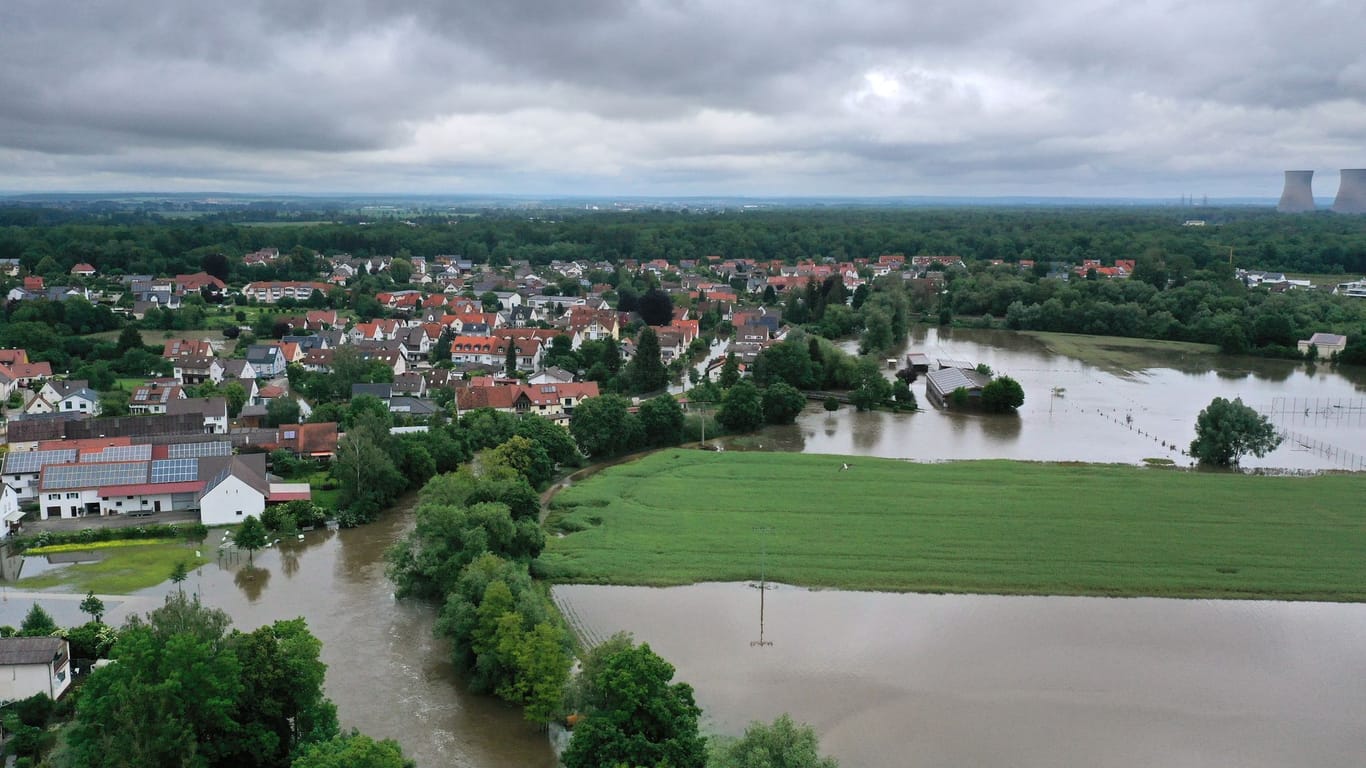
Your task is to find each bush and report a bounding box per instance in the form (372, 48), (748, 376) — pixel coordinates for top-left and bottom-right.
(9, 523), (207, 554)
(823, 397), (839, 411)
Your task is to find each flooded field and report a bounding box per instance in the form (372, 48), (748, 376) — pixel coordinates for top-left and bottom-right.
(555, 582), (1366, 768)
(728, 327), (1366, 470)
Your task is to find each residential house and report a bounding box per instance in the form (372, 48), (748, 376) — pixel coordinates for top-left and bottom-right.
(162, 338), (216, 359)
(173, 356), (224, 386)
(528, 367), (576, 385)
(27, 380), (100, 417)
(272, 422), (340, 460)
(167, 396), (229, 434)
(1, 483), (22, 538)
(70, 263), (97, 277)
(128, 381), (184, 414)
(924, 366), (992, 409)
(0, 637), (72, 701)
(220, 359), (259, 402)
(351, 383), (393, 407)
(245, 345), (286, 378)
(241, 281), (331, 304)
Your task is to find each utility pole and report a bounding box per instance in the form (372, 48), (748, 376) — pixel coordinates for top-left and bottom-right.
(750, 526), (774, 648)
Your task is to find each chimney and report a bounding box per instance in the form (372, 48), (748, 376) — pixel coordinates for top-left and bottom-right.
(1332, 169), (1366, 214)
(1277, 170), (1315, 213)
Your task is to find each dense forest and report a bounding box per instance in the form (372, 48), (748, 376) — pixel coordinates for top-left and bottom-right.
(3, 206), (1366, 279)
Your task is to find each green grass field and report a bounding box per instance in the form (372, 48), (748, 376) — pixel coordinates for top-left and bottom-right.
(17, 540), (209, 594)
(1023, 331), (1219, 371)
(541, 452), (1366, 601)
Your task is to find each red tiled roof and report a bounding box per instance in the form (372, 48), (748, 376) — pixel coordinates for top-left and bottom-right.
(99, 481), (203, 497)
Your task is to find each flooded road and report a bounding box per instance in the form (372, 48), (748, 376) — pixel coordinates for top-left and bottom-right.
(0, 504), (555, 768)
(555, 582), (1366, 768)
(731, 327), (1366, 470)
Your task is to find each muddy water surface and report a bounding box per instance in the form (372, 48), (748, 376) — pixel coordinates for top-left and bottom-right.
(555, 582), (1366, 768)
(731, 327), (1366, 469)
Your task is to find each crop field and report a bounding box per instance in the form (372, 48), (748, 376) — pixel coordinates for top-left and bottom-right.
(541, 451), (1366, 601)
(1022, 331), (1219, 371)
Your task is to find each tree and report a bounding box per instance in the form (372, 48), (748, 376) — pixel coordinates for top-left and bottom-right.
(752, 338), (814, 390)
(19, 604), (57, 636)
(980, 376), (1025, 413)
(627, 327), (668, 393)
(222, 381), (248, 418)
(720, 351), (741, 388)
(66, 594), (243, 768)
(570, 394), (644, 457)
(226, 619), (339, 766)
(333, 421), (406, 522)
(638, 394), (686, 446)
(116, 324), (145, 354)
(562, 642), (706, 768)
(505, 337), (518, 377)
(266, 397), (301, 428)
(717, 380), (764, 433)
(710, 714), (841, 768)
(291, 732), (414, 768)
(637, 286), (674, 326)
(80, 591), (106, 623)
(761, 382), (807, 425)
(514, 415), (581, 466)
(432, 327), (454, 365)
(1189, 397), (1283, 467)
(170, 560), (190, 592)
(236, 516), (269, 563)
(487, 436), (555, 490)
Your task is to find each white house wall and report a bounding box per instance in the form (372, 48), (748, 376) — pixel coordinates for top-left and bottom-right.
(199, 475), (265, 526)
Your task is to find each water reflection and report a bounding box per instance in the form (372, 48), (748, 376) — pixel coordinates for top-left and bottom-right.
(233, 565), (270, 601)
(556, 583), (1366, 768)
(767, 328), (1366, 471)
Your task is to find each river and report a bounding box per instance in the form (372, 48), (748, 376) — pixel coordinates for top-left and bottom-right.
(554, 582), (1366, 768)
(0, 504), (556, 768)
(723, 327), (1366, 470)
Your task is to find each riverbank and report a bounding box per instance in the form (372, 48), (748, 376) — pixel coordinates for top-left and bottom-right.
(540, 451), (1366, 601)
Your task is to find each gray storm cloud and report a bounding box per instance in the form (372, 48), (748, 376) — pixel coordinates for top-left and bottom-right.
(2, 0), (1363, 195)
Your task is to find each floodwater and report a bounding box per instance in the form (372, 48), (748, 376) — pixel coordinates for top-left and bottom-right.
(0, 503), (555, 768)
(728, 327), (1366, 470)
(555, 582), (1366, 768)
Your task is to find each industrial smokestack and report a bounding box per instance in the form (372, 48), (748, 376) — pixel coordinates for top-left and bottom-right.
(1277, 170), (1315, 212)
(1332, 169), (1366, 214)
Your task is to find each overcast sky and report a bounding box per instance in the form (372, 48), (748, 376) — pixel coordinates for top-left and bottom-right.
(3, 0), (1364, 198)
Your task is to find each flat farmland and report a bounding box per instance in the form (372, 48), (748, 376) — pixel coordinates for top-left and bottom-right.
(541, 451), (1366, 601)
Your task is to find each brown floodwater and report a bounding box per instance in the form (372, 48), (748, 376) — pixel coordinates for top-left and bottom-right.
(554, 582), (1366, 768)
(37, 502), (557, 768)
(726, 327), (1366, 470)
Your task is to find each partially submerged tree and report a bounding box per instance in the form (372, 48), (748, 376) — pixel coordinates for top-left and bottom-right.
(1189, 397), (1282, 467)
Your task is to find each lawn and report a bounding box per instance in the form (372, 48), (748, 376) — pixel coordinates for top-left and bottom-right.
(1023, 330), (1219, 371)
(541, 451), (1366, 601)
(17, 540), (210, 594)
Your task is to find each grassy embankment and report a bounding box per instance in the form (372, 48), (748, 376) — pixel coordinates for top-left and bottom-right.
(541, 451), (1366, 601)
(1021, 330), (1219, 371)
(16, 540), (209, 594)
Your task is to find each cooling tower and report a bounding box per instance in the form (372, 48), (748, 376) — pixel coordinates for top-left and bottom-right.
(1277, 170), (1315, 212)
(1332, 169), (1366, 214)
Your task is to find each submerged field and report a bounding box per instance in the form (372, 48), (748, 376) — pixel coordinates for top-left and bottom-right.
(1022, 330), (1219, 371)
(541, 451), (1366, 601)
(16, 540), (209, 594)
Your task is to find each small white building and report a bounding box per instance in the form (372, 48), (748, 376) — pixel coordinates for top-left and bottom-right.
(0, 637), (72, 701)
(1, 483), (22, 538)
(198, 459), (269, 526)
(1298, 332), (1348, 359)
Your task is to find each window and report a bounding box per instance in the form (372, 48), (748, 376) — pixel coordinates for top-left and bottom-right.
(236, 510), (244, 516)
(127, 495), (133, 499)
(284, 430), (297, 439)
(66, 492), (78, 499)
(116, 501), (122, 507)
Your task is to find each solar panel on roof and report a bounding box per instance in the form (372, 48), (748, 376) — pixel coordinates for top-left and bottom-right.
(167, 441), (232, 459)
(150, 458), (198, 484)
(4, 449), (78, 475)
(41, 461), (147, 490)
(80, 444), (153, 463)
